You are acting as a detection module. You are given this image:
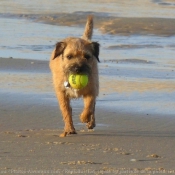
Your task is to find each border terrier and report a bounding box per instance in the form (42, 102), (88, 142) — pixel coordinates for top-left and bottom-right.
(49, 16), (100, 137)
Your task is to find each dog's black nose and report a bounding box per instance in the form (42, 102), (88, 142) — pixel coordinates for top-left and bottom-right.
(74, 66), (81, 73)
(70, 63), (90, 74)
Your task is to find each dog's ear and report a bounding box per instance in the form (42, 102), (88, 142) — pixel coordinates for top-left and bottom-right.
(91, 42), (100, 62)
(53, 42), (66, 59)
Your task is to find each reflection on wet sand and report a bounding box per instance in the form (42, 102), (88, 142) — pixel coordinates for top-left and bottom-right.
(1, 12), (175, 36)
(100, 76), (175, 94)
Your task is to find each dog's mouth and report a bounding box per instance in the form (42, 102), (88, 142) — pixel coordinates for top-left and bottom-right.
(65, 63), (91, 76)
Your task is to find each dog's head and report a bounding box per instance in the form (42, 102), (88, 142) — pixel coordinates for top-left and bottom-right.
(52, 37), (100, 77)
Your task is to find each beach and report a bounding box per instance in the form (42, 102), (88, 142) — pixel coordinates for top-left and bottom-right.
(0, 0), (175, 174)
(0, 58), (175, 174)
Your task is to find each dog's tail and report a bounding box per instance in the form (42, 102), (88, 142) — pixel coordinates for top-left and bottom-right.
(82, 15), (93, 40)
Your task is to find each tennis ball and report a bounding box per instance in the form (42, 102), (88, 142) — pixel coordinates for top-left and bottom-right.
(68, 74), (88, 89)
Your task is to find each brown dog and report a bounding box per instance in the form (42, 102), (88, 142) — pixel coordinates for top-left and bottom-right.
(49, 16), (100, 137)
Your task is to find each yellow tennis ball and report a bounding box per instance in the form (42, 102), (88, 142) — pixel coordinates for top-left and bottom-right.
(69, 74), (88, 89)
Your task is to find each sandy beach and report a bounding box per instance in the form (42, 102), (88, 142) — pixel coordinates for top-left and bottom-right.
(0, 58), (175, 174)
(1, 0), (175, 174)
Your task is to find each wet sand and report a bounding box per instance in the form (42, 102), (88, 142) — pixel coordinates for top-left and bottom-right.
(39, 15), (175, 36)
(1, 0), (175, 173)
(2, 13), (175, 36)
(0, 58), (175, 173)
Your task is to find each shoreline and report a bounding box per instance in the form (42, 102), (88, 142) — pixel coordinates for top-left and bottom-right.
(1, 58), (175, 171)
(1, 1), (175, 172)
(1, 13), (175, 36)
(1, 57), (175, 115)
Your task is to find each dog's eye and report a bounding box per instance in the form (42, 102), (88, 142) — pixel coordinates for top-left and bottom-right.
(66, 54), (73, 59)
(84, 54), (91, 60)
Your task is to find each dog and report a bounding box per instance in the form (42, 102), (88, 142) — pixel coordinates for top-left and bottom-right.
(49, 16), (100, 137)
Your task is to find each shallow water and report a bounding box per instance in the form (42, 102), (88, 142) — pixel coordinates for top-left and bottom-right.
(1, 0), (175, 18)
(1, 17), (175, 69)
(0, 0), (175, 116)
(0, 18), (82, 60)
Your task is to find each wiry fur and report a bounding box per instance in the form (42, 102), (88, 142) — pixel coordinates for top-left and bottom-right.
(82, 15), (93, 40)
(49, 16), (100, 137)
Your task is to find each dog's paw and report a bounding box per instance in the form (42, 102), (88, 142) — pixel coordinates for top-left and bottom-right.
(87, 120), (96, 129)
(80, 111), (91, 123)
(59, 130), (77, 137)
(59, 131), (77, 137)
(80, 111), (96, 129)
(59, 132), (67, 137)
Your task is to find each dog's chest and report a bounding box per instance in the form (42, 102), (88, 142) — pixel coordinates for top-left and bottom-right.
(65, 88), (82, 98)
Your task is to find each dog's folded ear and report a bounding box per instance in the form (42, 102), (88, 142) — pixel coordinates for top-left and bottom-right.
(91, 42), (100, 62)
(53, 42), (66, 59)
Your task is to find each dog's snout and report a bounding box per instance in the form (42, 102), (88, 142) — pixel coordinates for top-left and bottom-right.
(74, 66), (81, 73)
(69, 63), (90, 75)
(74, 65), (87, 73)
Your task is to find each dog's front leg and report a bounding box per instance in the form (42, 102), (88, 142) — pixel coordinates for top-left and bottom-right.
(56, 92), (76, 137)
(80, 95), (96, 129)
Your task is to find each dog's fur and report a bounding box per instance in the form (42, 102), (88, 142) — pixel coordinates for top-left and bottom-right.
(49, 16), (100, 137)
